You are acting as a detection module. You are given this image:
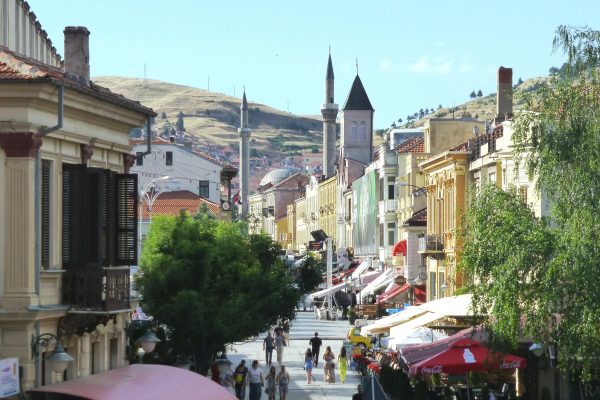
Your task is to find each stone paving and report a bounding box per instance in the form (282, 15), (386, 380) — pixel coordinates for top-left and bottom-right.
(227, 311), (362, 400)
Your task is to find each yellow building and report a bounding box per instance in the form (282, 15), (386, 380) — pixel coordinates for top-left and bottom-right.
(419, 144), (469, 301)
(317, 175), (337, 243)
(286, 203), (296, 250)
(294, 196), (308, 253)
(0, 24), (154, 391)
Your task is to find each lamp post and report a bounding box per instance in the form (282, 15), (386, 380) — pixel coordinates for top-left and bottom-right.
(31, 333), (74, 386)
(139, 176), (170, 259)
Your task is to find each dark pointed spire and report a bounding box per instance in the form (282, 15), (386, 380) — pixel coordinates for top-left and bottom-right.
(326, 53), (334, 80)
(241, 89), (248, 110)
(343, 75), (374, 111)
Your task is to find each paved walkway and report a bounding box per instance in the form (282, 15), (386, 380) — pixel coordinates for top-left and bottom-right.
(227, 311), (361, 400)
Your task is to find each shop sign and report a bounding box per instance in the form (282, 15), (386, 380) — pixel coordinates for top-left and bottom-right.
(308, 241), (323, 250)
(0, 358), (19, 399)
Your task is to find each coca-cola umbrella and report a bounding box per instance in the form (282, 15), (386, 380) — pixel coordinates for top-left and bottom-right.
(409, 338), (527, 376)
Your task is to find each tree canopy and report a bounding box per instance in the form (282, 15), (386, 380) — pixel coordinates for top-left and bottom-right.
(136, 212), (300, 374)
(461, 25), (600, 378)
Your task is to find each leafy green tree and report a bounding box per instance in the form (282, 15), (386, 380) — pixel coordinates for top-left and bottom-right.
(293, 254), (322, 294)
(397, 117), (403, 124)
(470, 90), (477, 99)
(137, 212), (300, 375)
(463, 25), (600, 378)
(476, 89), (483, 97)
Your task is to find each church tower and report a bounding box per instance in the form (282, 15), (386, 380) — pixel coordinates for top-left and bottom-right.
(238, 90), (251, 216)
(339, 74), (374, 166)
(321, 52), (338, 178)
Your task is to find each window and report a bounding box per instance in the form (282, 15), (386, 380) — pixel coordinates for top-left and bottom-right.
(387, 223), (396, 246)
(388, 184), (395, 200)
(429, 271), (437, 300)
(379, 223), (384, 247)
(438, 271), (445, 299)
(165, 151), (173, 166)
(519, 186), (528, 204)
(351, 122), (358, 140)
(488, 171), (496, 184)
(360, 121), (367, 141)
(41, 159), (51, 269)
(110, 338), (119, 370)
(199, 180), (209, 198)
(135, 152), (144, 166)
(379, 177), (384, 201)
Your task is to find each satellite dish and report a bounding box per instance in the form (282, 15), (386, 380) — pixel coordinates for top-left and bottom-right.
(472, 125), (480, 136)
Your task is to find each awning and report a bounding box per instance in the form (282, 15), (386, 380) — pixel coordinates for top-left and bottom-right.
(387, 327), (448, 350)
(377, 283), (426, 304)
(310, 282), (348, 300)
(28, 364), (237, 400)
(361, 306), (427, 335)
(418, 294), (473, 317)
(351, 258), (372, 280)
(358, 269), (394, 300)
(392, 240), (407, 256)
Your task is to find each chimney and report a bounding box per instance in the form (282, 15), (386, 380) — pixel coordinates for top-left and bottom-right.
(496, 66), (513, 121)
(64, 26), (90, 87)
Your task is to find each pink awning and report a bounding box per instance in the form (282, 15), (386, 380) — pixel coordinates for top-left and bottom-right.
(28, 364), (237, 400)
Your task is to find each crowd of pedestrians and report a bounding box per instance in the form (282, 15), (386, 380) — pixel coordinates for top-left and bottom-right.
(222, 327), (354, 399)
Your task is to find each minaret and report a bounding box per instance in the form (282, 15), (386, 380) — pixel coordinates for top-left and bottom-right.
(321, 52), (338, 178)
(238, 90), (251, 217)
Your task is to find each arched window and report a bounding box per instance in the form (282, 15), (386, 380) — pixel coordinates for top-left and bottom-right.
(351, 122), (358, 140)
(360, 121), (367, 141)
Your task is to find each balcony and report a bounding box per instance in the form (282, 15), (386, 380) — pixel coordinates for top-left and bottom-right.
(378, 200), (398, 215)
(62, 267), (130, 311)
(418, 234), (444, 258)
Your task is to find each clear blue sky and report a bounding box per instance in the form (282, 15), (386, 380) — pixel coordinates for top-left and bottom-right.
(29, 0), (598, 129)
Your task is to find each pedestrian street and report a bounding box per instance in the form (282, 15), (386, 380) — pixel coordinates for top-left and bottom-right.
(228, 311), (362, 400)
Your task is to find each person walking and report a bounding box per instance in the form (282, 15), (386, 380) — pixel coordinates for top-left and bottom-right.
(308, 332), (322, 367)
(263, 331), (275, 366)
(322, 346), (336, 383)
(303, 348), (314, 384)
(233, 360), (248, 400)
(246, 360), (264, 400)
(265, 366), (276, 400)
(275, 330), (286, 365)
(276, 365), (290, 400)
(352, 384), (364, 400)
(338, 345), (348, 384)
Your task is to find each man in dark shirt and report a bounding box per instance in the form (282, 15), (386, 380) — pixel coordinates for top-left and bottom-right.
(352, 384), (363, 400)
(308, 331), (322, 367)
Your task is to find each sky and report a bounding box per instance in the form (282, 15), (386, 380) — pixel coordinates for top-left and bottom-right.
(28, 0), (599, 129)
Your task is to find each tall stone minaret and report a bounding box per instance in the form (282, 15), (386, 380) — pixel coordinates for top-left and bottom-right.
(238, 90), (251, 217)
(321, 52), (338, 178)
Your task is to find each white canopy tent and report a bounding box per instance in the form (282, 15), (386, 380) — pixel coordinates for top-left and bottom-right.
(389, 311), (444, 339)
(310, 282), (349, 300)
(358, 269), (395, 303)
(418, 293), (473, 316)
(386, 326), (449, 350)
(350, 258), (372, 280)
(361, 306), (426, 335)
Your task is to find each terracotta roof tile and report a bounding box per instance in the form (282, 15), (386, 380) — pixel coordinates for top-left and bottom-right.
(0, 46), (155, 116)
(140, 190), (219, 219)
(405, 207), (427, 226)
(394, 137), (425, 154)
(449, 141), (469, 151)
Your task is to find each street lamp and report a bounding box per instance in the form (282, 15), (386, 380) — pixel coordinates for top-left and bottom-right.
(135, 330), (161, 354)
(397, 181), (427, 195)
(31, 333), (74, 384)
(139, 175), (170, 257)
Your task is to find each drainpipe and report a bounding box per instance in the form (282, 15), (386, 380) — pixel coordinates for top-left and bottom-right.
(142, 118), (152, 156)
(35, 85), (64, 301)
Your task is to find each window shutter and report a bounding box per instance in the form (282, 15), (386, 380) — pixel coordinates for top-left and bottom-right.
(62, 164), (87, 269)
(84, 168), (111, 268)
(41, 160), (51, 269)
(113, 173), (138, 265)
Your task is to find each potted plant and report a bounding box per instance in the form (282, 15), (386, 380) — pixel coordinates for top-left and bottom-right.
(347, 307), (357, 325)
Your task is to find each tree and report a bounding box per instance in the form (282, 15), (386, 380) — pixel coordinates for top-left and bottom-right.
(518, 77), (523, 85)
(465, 25), (600, 378)
(391, 122), (397, 128)
(176, 112), (185, 131)
(397, 117), (403, 124)
(293, 254), (322, 294)
(476, 89), (483, 97)
(470, 90), (477, 99)
(161, 111), (167, 119)
(137, 212), (300, 375)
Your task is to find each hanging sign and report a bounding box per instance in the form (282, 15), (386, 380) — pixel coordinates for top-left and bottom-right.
(0, 358), (19, 398)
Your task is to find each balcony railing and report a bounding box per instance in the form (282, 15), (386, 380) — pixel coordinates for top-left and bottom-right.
(378, 200), (398, 215)
(418, 234), (444, 253)
(63, 267), (130, 311)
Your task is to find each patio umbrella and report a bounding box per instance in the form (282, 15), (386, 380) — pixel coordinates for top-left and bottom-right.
(409, 338), (527, 376)
(387, 327), (448, 350)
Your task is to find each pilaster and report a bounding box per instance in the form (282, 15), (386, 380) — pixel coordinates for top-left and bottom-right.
(0, 132), (40, 309)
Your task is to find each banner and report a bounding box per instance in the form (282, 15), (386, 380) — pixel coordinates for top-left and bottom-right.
(0, 358), (19, 398)
(352, 170), (377, 256)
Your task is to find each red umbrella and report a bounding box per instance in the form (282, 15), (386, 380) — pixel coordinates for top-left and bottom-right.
(409, 338), (527, 376)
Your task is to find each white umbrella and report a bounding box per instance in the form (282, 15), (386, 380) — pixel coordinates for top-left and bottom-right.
(387, 327), (448, 350)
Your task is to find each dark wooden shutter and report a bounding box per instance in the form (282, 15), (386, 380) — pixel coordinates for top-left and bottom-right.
(62, 164), (87, 269)
(41, 160), (51, 269)
(113, 173), (138, 265)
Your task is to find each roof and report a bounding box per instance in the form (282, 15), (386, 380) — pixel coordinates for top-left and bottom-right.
(449, 141), (469, 152)
(129, 138), (221, 166)
(241, 91), (248, 109)
(258, 168), (296, 187)
(394, 137), (425, 154)
(405, 208), (427, 226)
(342, 75), (374, 111)
(0, 46), (155, 116)
(326, 53), (334, 80)
(140, 190), (219, 219)
(28, 364), (237, 400)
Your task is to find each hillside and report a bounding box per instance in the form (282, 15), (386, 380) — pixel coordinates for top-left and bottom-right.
(94, 76), (324, 160)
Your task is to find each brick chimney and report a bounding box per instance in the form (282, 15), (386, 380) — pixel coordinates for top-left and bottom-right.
(496, 66), (513, 121)
(64, 26), (90, 87)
